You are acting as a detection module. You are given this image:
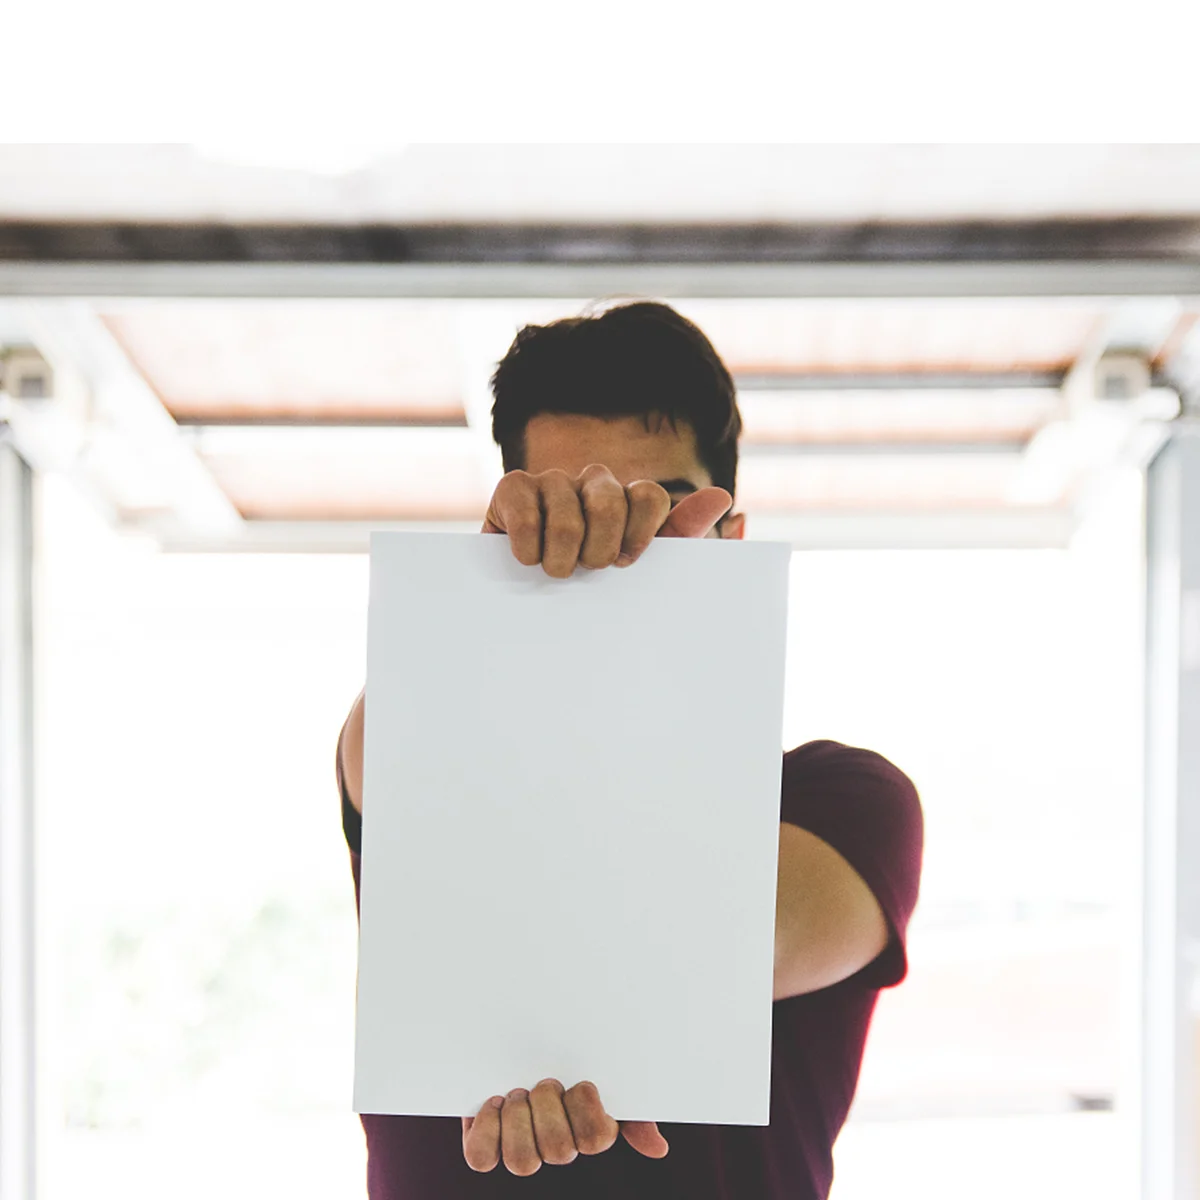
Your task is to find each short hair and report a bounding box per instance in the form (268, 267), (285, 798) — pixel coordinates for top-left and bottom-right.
(489, 300), (742, 499)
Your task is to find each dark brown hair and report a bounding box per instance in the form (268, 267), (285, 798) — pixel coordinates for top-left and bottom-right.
(489, 300), (742, 498)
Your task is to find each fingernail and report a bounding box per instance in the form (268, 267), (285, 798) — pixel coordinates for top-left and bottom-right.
(615, 553), (634, 567)
(507, 1088), (528, 1101)
(490, 1095), (505, 1109)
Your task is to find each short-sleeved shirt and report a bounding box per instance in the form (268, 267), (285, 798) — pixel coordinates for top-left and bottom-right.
(338, 738), (923, 1200)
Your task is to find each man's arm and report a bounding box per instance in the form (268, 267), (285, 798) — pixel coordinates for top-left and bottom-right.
(773, 823), (890, 1001)
(341, 688), (887, 1002)
(342, 690), (887, 1002)
(339, 688), (365, 815)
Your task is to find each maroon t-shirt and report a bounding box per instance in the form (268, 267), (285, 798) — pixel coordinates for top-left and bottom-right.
(338, 739), (923, 1200)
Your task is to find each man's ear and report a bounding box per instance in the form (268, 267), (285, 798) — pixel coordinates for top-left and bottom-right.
(721, 511), (746, 540)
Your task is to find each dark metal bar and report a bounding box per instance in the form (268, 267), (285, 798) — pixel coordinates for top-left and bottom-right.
(2, 219), (1200, 265)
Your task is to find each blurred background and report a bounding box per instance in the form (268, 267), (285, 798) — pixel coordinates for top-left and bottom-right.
(1, 143), (1199, 1200)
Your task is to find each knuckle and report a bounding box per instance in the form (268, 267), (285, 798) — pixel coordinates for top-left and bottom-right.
(579, 541), (621, 568)
(464, 1147), (497, 1173)
(627, 479), (668, 503)
(578, 462), (616, 482)
(550, 515), (586, 544)
(583, 490), (626, 520)
(540, 1137), (578, 1165)
(582, 549), (620, 570)
(504, 1152), (542, 1177)
(508, 516), (542, 541)
(499, 470), (533, 494)
(576, 1129), (614, 1156)
(564, 1080), (613, 1154)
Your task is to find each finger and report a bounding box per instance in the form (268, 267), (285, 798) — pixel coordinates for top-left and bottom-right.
(620, 1120), (670, 1159)
(528, 1078), (579, 1166)
(562, 1080), (619, 1156)
(500, 1088), (542, 1177)
(538, 471), (586, 579)
(462, 1096), (505, 1173)
(576, 465), (628, 570)
(657, 487), (733, 539)
(483, 472), (542, 566)
(617, 480), (671, 566)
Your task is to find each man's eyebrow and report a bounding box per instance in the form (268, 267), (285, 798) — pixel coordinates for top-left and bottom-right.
(656, 478), (699, 496)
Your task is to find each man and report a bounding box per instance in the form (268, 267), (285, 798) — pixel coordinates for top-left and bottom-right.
(336, 300), (924, 1199)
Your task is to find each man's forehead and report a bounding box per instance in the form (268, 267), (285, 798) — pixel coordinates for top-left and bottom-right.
(521, 412), (712, 489)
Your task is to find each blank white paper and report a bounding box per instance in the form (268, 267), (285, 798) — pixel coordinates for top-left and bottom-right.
(353, 532), (791, 1126)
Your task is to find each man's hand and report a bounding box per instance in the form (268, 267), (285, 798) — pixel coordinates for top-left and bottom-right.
(482, 464), (732, 578)
(461, 1079), (668, 1176)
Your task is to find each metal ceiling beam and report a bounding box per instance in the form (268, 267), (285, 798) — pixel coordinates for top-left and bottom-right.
(735, 370), (1069, 392)
(2, 219), (1199, 263)
(177, 420), (1029, 458)
(1, 262), (1197, 300)
(0, 440), (36, 1200)
(1139, 423), (1200, 1200)
(170, 412), (469, 428)
(4, 302), (242, 536)
(739, 440), (1028, 457)
(1, 220), (1199, 298)
(1007, 299), (1187, 509)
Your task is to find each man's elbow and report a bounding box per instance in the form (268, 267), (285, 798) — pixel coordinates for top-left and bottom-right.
(339, 689), (366, 815)
(772, 922), (890, 1000)
(773, 824), (889, 1000)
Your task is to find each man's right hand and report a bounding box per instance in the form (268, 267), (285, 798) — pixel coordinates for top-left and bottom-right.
(482, 464), (732, 578)
(461, 1078), (668, 1176)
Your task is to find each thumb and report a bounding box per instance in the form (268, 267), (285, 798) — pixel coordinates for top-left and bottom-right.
(620, 1120), (670, 1158)
(657, 487), (732, 539)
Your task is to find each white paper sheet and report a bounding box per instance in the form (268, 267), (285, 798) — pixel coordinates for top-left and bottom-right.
(353, 532), (791, 1125)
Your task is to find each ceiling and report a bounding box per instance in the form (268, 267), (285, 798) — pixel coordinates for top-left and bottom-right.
(0, 145), (1196, 551)
(0, 293), (1186, 549)
(101, 298), (1109, 523)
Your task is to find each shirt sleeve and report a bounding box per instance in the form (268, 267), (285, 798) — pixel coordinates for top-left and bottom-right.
(779, 740), (924, 989)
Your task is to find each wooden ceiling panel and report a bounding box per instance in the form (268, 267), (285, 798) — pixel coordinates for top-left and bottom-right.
(738, 389), (1059, 446)
(738, 452), (1025, 511)
(678, 300), (1105, 377)
(101, 301), (465, 422)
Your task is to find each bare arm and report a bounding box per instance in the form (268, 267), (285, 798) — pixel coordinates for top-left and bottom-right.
(338, 688), (365, 815)
(772, 822), (889, 1000)
(339, 686), (876, 997)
